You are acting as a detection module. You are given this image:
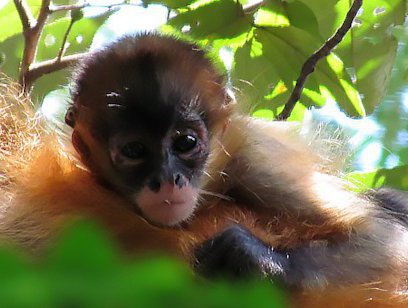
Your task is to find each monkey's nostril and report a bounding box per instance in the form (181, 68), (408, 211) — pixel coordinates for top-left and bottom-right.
(174, 173), (187, 188)
(174, 174), (181, 185)
(148, 179), (161, 192)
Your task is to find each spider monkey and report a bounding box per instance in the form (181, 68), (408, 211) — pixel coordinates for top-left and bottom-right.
(1, 34), (408, 307)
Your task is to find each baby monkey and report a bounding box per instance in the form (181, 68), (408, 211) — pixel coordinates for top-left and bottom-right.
(2, 34), (408, 306)
(67, 33), (408, 291)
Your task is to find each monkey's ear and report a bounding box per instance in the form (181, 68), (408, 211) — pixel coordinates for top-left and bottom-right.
(65, 105), (77, 128)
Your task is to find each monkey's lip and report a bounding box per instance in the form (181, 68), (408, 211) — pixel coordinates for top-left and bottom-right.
(134, 184), (198, 226)
(161, 198), (187, 206)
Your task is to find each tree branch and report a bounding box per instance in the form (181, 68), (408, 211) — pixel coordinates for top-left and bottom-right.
(25, 53), (88, 88)
(49, 1), (142, 13)
(276, 0), (363, 120)
(15, 0), (51, 91)
(35, 0), (51, 31)
(57, 20), (75, 61)
(13, 0), (34, 30)
(49, 2), (90, 12)
(242, 0), (264, 14)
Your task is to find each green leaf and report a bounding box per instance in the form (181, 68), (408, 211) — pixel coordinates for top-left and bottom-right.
(46, 221), (120, 274)
(0, 33), (24, 80)
(252, 109), (276, 120)
(276, 0), (320, 36)
(0, 221), (289, 307)
(295, 0), (343, 38)
(254, 2), (290, 27)
(336, 0), (406, 115)
(168, 0), (253, 39)
(231, 38), (281, 111)
(347, 165), (408, 192)
(234, 27), (363, 116)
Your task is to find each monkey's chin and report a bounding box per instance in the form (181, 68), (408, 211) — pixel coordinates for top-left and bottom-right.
(134, 184), (199, 227)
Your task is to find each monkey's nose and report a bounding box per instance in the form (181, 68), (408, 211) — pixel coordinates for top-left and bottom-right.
(149, 174), (186, 191)
(174, 173), (187, 188)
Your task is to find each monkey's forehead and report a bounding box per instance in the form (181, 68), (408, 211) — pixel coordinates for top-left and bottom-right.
(70, 33), (230, 131)
(71, 33), (221, 99)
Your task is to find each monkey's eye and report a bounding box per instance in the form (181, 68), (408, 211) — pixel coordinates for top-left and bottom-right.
(120, 142), (146, 159)
(173, 135), (197, 153)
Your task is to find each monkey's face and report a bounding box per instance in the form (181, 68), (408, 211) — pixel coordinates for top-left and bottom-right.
(67, 34), (230, 227)
(69, 96), (211, 227)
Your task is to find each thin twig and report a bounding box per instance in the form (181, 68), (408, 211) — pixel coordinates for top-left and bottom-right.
(57, 20), (75, 61)
(49, 1), (142, 13)
(13, 0), (34, 30)
(242, 0), (264, 14)
(35, 0), (51, 31)
(15, 0), (51, 91)
(166, 8), (171, 21)
(276, 0), (363, 120)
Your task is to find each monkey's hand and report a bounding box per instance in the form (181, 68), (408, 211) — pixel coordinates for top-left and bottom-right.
(194, 225), (289, 281)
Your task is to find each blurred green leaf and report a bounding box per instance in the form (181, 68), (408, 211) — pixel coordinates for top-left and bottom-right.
(0, 222), (289, 307)
(0, 33), (25, 79)
(46, 221), (120, 274)
(347, 165), (408, 192)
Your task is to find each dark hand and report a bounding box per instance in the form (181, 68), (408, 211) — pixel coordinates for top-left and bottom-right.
(194, 225), (289, 280)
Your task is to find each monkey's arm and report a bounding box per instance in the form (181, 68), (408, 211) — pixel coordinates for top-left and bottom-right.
(201, 117), (408, 288)
(195, 215), (408, 289)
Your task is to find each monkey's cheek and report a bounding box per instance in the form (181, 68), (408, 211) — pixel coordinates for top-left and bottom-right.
(134, 185), (199, 227)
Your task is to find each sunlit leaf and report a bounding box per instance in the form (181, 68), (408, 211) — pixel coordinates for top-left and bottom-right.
(168, 0), (253, 39)
(232, 38), (281, 111)
(336, 0), (406, 114)
(252, 109), (275, 120)
(255, 2), (290, 27)
(347, 165), (408, 192)
(234, 27), (363, 116)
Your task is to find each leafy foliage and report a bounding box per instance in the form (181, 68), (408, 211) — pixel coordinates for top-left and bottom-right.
(348, 165), (408, 192)
(0, 221), (288, 307)
(163, 0), (406, 118)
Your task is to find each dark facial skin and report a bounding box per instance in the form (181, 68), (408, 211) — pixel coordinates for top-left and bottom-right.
(66, 36), (219, 227)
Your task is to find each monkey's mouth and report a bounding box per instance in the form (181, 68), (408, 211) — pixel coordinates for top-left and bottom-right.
(134, 183), (198, 227)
